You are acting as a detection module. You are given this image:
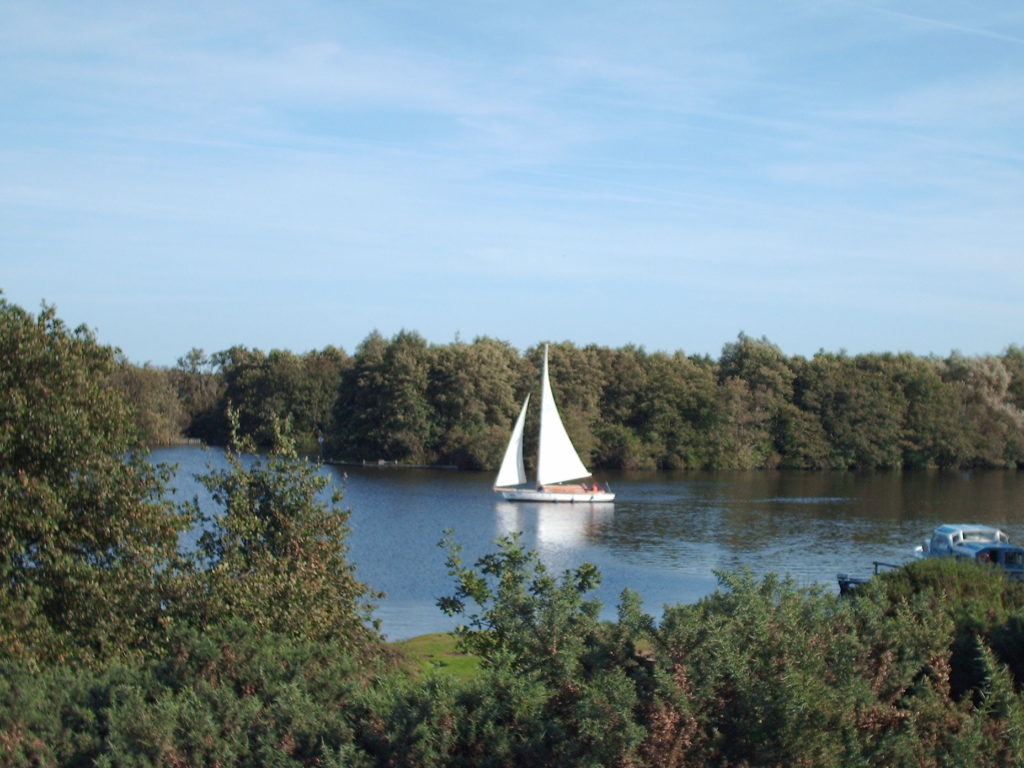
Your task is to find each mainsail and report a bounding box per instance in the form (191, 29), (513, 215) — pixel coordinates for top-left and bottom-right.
(494, 393), (529, 487)
(536, 347), (591, 486)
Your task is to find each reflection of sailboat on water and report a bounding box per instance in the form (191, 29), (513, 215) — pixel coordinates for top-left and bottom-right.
(496, 501), (614, 551)
(494, 345), (614, 502)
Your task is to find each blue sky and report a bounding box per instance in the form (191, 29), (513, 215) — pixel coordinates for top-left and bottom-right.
(2, 0), (1023, 365)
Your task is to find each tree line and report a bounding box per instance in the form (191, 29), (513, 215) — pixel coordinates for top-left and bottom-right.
(119, 329), (1024, 471)
(6, 294), (1024, 766)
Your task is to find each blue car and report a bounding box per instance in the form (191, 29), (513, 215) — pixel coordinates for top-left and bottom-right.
(916, 524), (1024, 580)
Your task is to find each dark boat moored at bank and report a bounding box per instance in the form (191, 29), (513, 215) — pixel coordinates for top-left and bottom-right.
(837, 560), (902, 595)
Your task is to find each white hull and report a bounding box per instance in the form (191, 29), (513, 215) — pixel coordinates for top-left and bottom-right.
(496, 487), (615, 503)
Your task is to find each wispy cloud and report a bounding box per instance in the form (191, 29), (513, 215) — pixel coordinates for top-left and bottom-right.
(833, 0), (1024, 46)
(2, 0), (1022, 361)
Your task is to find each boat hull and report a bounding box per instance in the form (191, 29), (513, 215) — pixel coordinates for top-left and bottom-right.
(496, 487), (615, 503)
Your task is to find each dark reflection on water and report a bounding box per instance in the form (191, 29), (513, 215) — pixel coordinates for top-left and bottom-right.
(151, 447), (1024, 641)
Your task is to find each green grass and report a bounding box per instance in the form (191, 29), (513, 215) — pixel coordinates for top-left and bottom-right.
(393, 633), (481, 681)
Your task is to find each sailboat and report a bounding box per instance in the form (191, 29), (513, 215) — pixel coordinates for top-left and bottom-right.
(494, 345), (615, 502)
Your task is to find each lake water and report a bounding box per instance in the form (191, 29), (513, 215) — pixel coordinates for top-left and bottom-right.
(152, 446), (1024, 641)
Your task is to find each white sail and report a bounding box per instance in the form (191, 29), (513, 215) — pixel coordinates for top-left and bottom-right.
(494, 394), (530, 487)
(536, 346), (591, 486)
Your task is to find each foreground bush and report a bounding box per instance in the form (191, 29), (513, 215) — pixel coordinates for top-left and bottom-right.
(0, 621), (373, 767)
(427, 547), (1024, 768)
(4, 552), (1024, 767)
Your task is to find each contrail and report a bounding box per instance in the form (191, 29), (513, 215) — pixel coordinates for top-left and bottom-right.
(833, 0), (1024, 47)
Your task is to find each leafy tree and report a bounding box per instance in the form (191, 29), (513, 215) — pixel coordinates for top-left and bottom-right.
(299, 346), (350, 451)
(707, 376), (775, 469)
(943, 354), (1024, 468)
(594, 345), (663, 470)
(207, 346), (349, 452)
(718, 333), (795, 401)
(772, 403), (831, 469)
(892, 355), (968, 468)
(112, 359), (188, 446)
(437, 533), (649, 767)
(719, 334), (797, 465)
(332, 331), (389, 461)
(596, 345), (650, 431)
(594, 421), (649, 471)
(427, 337), (521, 469)
(0, 296), (188, 665)
(773, 356), (830, 468)
(798, 352), (906, 469)
(154, 327), (1024, 470)
(211, 345), (272, 444)
(172, 347), (225, 442)
(641, 351), (717, 469)
(333, 331), (434, 463)
(179, 420), (382, 660)
(1002, 345), (1024, 412)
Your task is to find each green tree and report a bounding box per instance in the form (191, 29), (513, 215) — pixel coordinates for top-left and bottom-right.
(299, 346), (350, 452)
(1002, 345), (1024, 412)
(0, 297), (188, 665)
(207, 346), (349, 452)
(427, 337), (521, 469)
(437, 533), (649, 767)
(773, 356), (831, 468)
(707, 376), (776, 469)
(892, 355), (967, 468)
(112, 360), (188, 446)
(594, 345), (657, 470)
(718, 333), (795, 400)
(715, 334), (796, 468)
(211, 345), (272, 444)
(798, 352), (906, 469)
(333, 331), (434, 463)
(172, 347), (225, 442)
(644, 351), (718, 469)
(180, 422), (382, 659)
(943, 354), (1024, 468)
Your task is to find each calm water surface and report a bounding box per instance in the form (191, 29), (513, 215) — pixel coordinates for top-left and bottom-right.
(153, 446), (1024, 641)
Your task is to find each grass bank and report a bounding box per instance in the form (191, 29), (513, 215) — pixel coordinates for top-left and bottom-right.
(392, 633), (480, 681)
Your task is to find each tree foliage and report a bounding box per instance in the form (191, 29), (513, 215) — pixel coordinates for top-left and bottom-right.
(153, 331), (1021, 471)
(103, 321), (1024, 472)
(8, 532), (1024, 767)
(171, 347), (225, 441)
(178, 418), (382, 660)
(111, 359), (189, 446)
(0, 296), (189, 665)
(5, 294), (1024, 766)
